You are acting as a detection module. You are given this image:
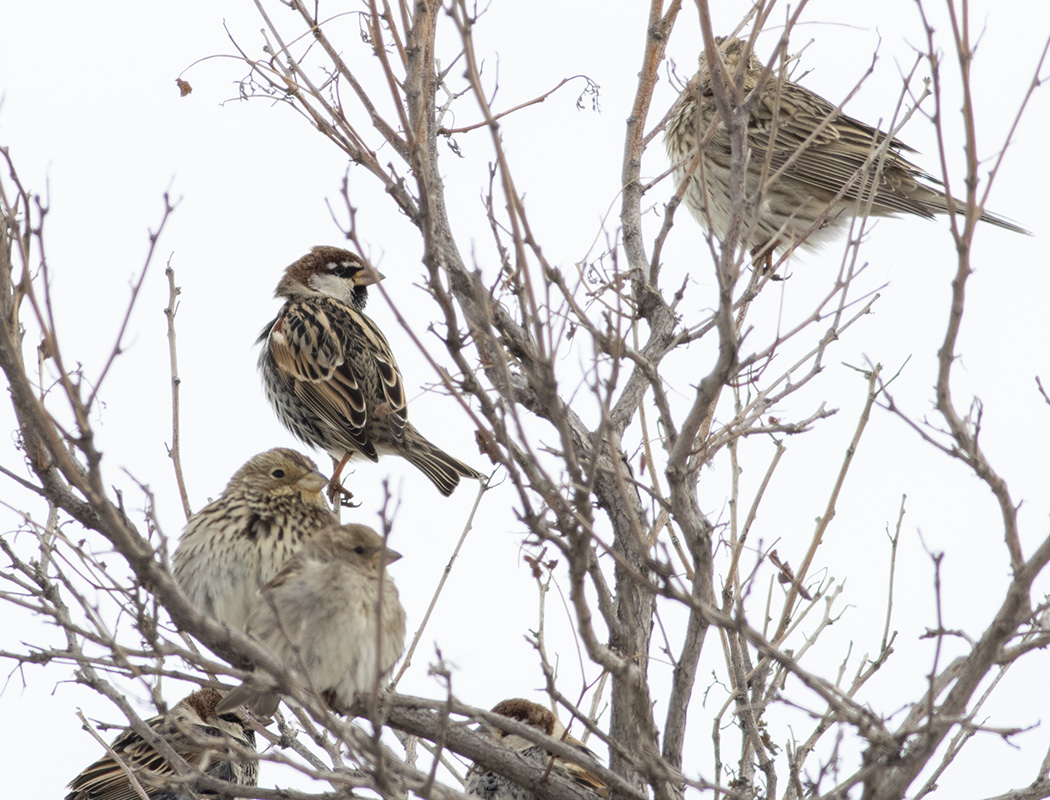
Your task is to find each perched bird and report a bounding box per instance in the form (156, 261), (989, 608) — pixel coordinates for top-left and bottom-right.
(257, 245), (483, 497)
(216, 523), (407, 717)
(173, 448), (337, 631)
(466, 698), (608, 800)
(664, 36), (1027, 261)
(66, 687), (257, 800)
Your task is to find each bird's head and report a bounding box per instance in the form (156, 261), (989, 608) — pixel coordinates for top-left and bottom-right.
(276, 245), (385, 310)
(228, 448), (330, 507)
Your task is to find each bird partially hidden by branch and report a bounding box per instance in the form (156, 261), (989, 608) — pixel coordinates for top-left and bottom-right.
(65, 687), (257, 800)
(466, 698), (609, 800)
(664, 37), (1029, 266)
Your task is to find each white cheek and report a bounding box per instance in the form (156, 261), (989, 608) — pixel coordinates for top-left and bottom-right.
(309, 273), (355, 303)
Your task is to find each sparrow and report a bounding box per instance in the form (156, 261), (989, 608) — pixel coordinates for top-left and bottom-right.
(664, 36), (1028, 262)
(173, 448), (337, 631)
(257, 245), (484, 497)
(216, 523), (407, 717)
(65, 687), (257, 800)
(466, 698), (608, 800)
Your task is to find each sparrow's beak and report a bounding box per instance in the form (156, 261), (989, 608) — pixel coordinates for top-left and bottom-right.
(298, 470), (329, 494)
(356, 266), (386, 287)
(370, 546), (401, 569)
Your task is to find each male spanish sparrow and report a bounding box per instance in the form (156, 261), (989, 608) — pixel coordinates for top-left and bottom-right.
(173, 448), (336, 631)
(664, 36), (1027, 261)
(216, 523), (407, 717)
(257, 245), (483, 497)
(466, 698), (608, 800)
(66, 687), (257, 800)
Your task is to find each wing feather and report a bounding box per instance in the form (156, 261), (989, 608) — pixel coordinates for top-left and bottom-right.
(747, 83), (937, 217)
(66, 714), (201, 800)
(265, 298), (408, 454)
(354, 311), (407, 440)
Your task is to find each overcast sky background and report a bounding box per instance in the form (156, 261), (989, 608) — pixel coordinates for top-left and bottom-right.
(1, 0), (1049, 796)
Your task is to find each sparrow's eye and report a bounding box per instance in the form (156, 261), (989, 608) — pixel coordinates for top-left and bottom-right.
(271, 469), (286, 479)
(328, 261), (360, 278)
(353, 545), (367, 555)
(218, 712), (244, 725)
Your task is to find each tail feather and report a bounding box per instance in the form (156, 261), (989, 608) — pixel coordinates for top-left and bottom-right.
(928, 186), (1030, 235)
(400, 423), (484, 497)
(976, 207), (1030, 236)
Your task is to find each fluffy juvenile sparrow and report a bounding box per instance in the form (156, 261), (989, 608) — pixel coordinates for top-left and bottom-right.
(66, 687), (257, 800)
(173, 448), (337, 631)
(466, 698), (608, 800)
(216, 523), (407, 717)
(257, 245), (483, 497)
(664, 36), (1027, 261)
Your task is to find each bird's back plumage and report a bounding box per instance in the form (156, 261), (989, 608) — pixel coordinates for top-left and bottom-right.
(664, 37), (1027, 256)
(259, 295), (406, 462)
(65, 688), (257, 800)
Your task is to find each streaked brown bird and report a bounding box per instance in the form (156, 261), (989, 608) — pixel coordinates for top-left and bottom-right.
(216, 523), (406, 717)
(173, 448), (337, 631)
(257, 245), (483, 497)
(466, 698), (608, 800)
(65, 687), (257, 800)
(664, 36), (1027, 262)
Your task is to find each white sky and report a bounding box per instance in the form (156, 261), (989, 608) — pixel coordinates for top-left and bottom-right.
(1, 0), (1049, 797)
